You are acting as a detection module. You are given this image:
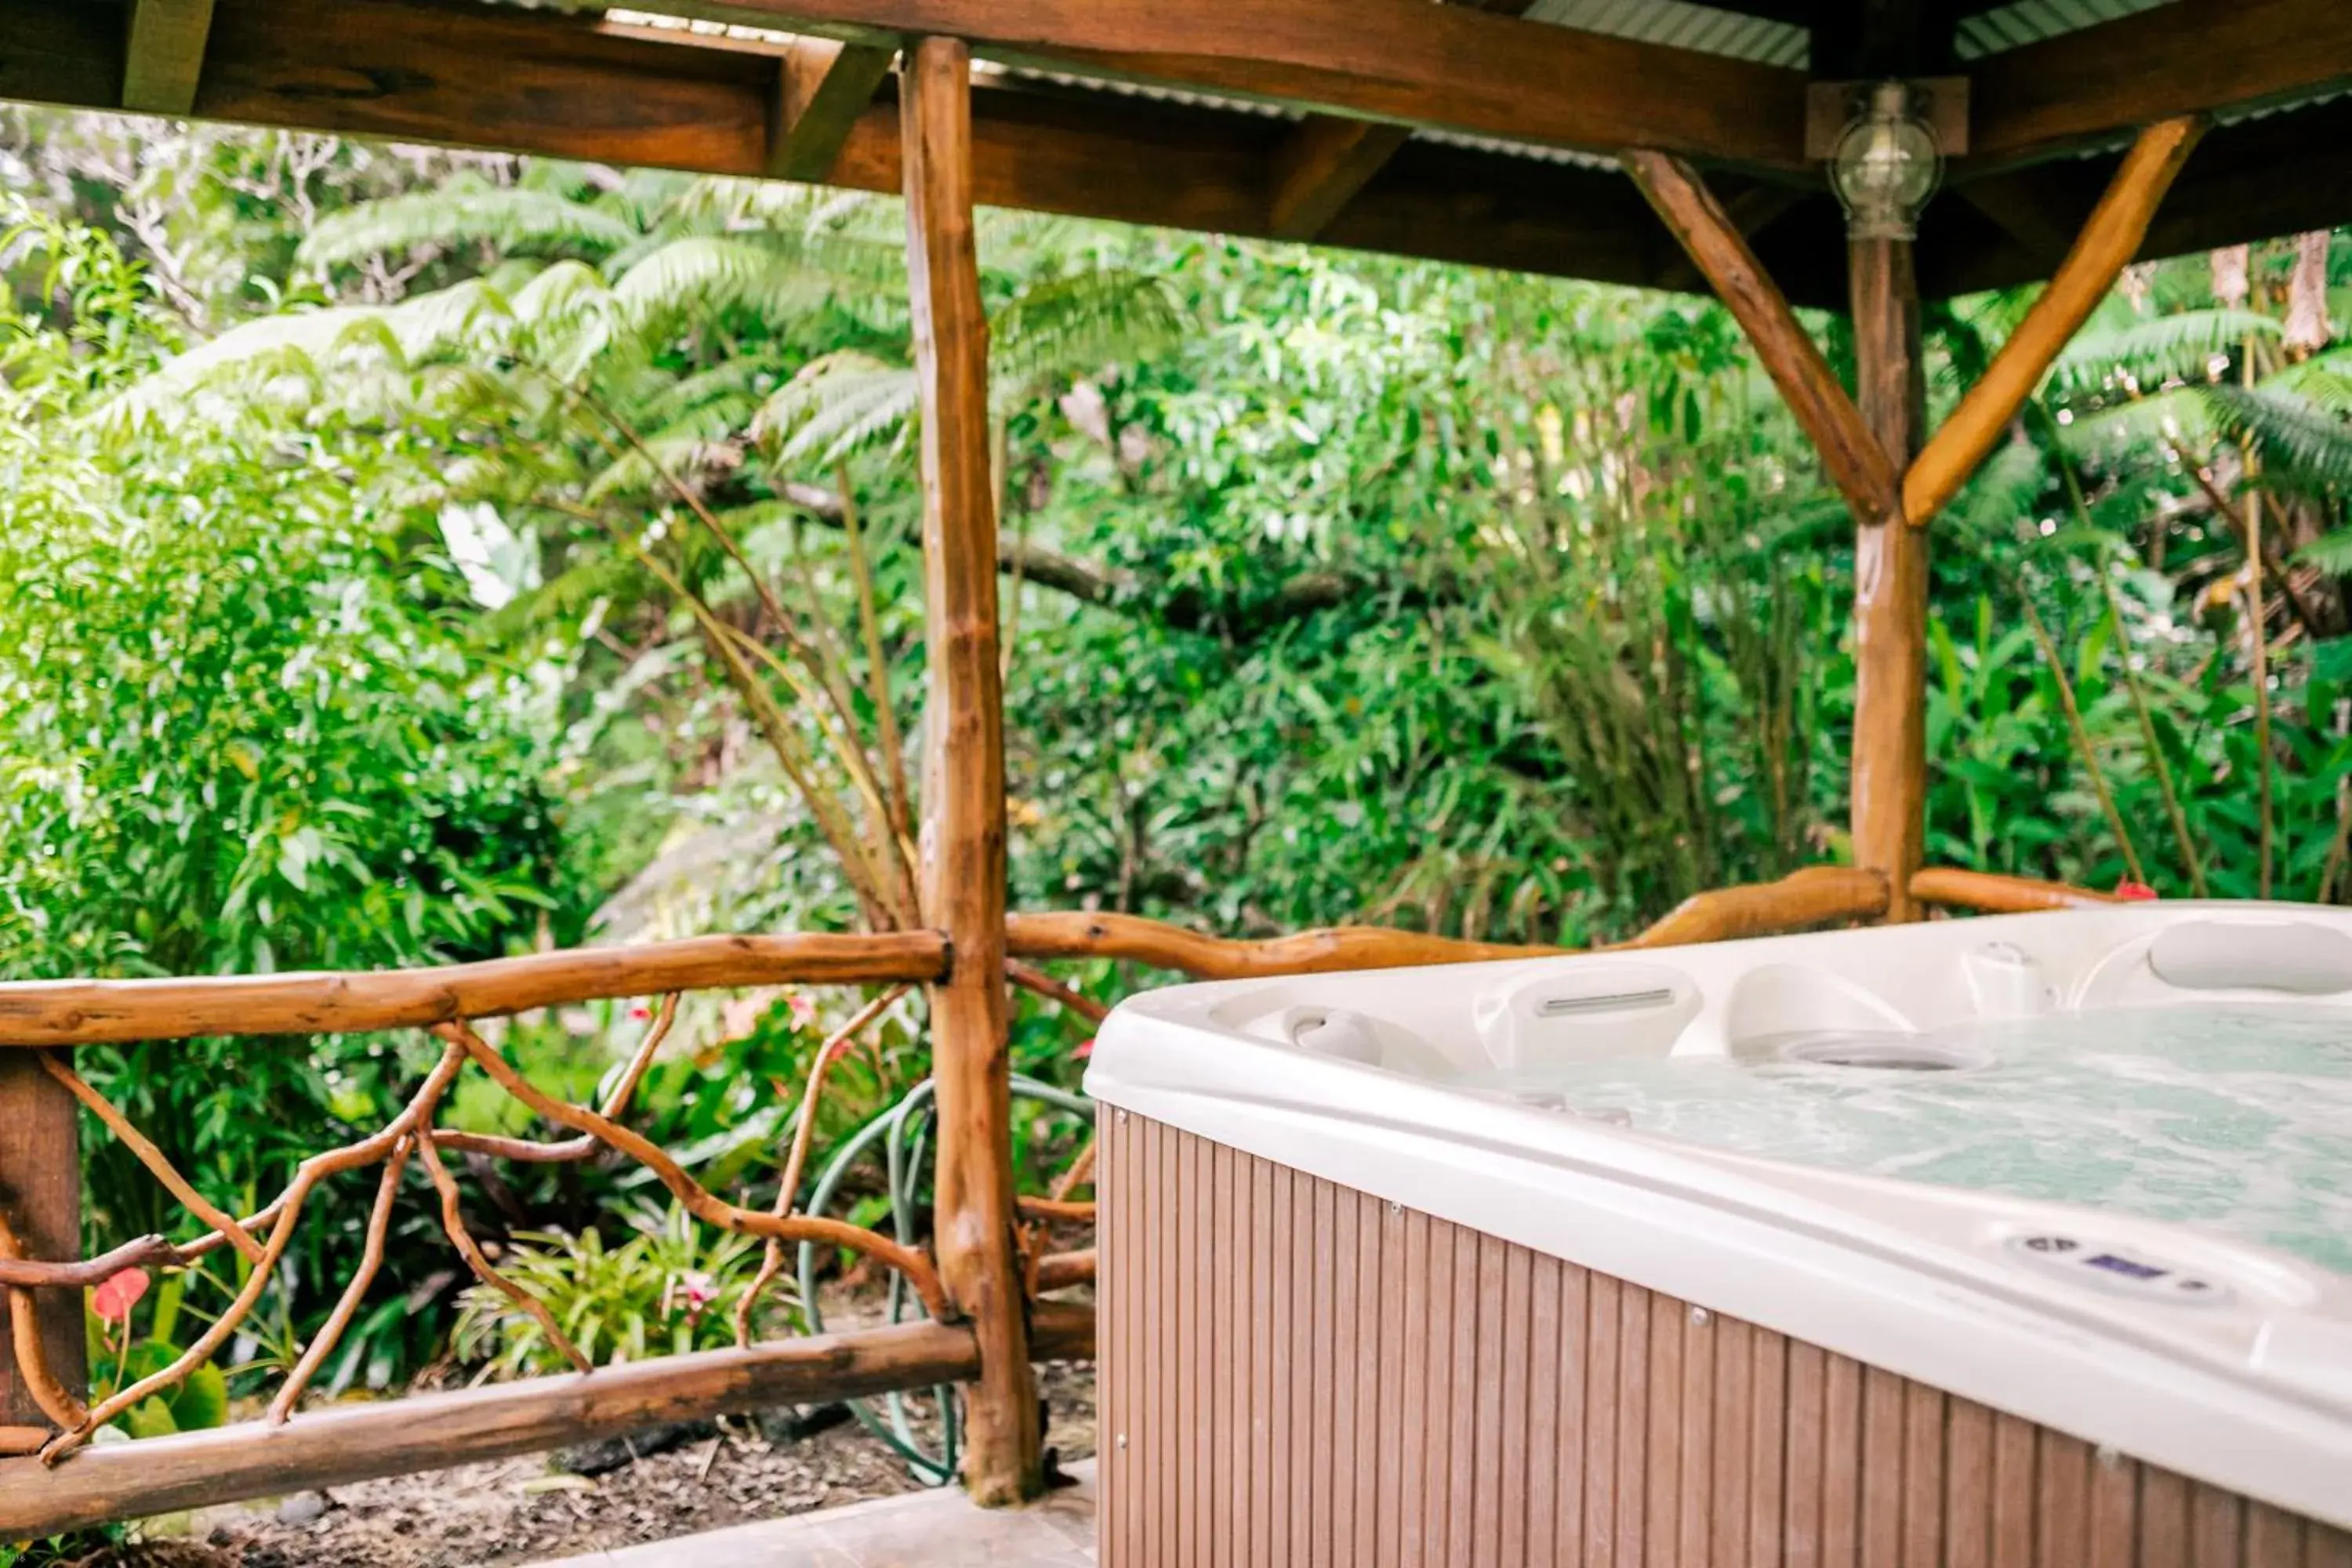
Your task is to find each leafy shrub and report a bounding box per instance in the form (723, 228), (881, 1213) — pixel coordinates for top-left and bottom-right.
(452, 1202), (779, 1378)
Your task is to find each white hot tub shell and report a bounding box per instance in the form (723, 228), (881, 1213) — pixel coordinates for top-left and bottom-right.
(1083, 901), (2352, 1566)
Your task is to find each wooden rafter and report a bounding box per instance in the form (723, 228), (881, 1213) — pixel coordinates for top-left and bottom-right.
(1905, 115), (2205, 526)
(121, 0), (216, 115)
(631, 0), (1815, 169)
(1265, 0), (1537, 242)
(1622, 148), (1900, 527)
(767, 37), (896, 181)
(1967, 0), (2352, 169)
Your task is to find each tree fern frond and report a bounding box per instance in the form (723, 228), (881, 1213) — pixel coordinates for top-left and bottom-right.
(753, 350), (919, 470)
(988, 268), (1185, 401)
(2293, 528), (2352, 575)
(2201, 383), (2352, 499)
(637, 355), (789, 430)
(583, 401), (754, 503)
(299, 178), (641, 270)
(2060, 384), (2212, 459)
(2052, 308), (2280, 391)
(1946, 435), (2049, 542)
(89, 305), (390, 432)
(611, 235), (844, 335)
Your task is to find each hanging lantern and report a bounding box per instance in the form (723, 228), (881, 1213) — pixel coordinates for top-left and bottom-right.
(1828, 81), (1943, 241)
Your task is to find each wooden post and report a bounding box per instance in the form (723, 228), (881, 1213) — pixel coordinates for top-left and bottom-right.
(901, 34), (1042, 1506)
(0, 1055), (85, 1427)
(1849, 234), (1929, 921)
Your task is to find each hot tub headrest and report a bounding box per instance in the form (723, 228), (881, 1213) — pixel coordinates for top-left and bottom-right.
(2147, 919), (2352, 996)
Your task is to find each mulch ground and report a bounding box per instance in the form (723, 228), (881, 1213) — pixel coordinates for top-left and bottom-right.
(56, 1361), (1095, 1568)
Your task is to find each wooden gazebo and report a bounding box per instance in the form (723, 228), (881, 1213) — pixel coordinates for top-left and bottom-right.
(0, 0), (2347, 1534)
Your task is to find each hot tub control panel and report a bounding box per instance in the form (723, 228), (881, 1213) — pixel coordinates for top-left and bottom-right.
(2005, 1232), (2232, 1305)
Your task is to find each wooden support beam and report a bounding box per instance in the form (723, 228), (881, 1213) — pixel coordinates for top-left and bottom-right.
(0, 0), (1758, 298)
(121, 0), (216, 114)
(653, 0), (1814, 169)
(1264, 0), (1537, 241)
(0, 1058), (83, 1432)
(1968, 0), (2352, 170)
(1904, 116), (2204, 527)
(1268, 118), (1414, 241)
(1622, 148), (1900, 527)
(768, 38), (896, 181)
(901, 34), (1040, 1507)
(0, 931), (949, 1048)
(0, 1303), (1094, 1539)
(1849, 233), (1929, 921)
(1653, 180), (1809, 294)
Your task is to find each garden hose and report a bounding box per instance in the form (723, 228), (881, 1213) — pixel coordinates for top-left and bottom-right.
(797, 1073), (1094, 1484)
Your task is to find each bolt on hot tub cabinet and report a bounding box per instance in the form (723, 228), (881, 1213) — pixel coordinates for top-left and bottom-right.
(1089, 907), (2352, 1566)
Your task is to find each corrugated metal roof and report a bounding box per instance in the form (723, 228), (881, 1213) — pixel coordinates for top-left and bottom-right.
(1523, 0), (1809, 68)
(1955, 0), (2176, 60)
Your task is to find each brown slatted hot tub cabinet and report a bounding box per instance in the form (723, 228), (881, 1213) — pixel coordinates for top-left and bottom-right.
(1094, 1109), (2352, 1568)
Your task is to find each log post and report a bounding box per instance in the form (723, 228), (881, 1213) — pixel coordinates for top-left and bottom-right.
(900, 34), (1042, 1506)
(1849, 234), (1929, 921)
(0, 1054), (85, 1428)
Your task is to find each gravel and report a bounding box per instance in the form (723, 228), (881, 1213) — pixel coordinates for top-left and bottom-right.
(106, 1360), (1098, 1568)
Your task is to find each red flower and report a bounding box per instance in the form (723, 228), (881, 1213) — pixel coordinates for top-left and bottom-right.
(1074, 1036), (1095, 1060)
(2114, 880), (2159, 902)
(92, 1267), (150, 1325)
(629, 1004), (652, 1022)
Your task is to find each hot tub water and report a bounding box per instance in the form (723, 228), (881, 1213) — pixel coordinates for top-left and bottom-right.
(1496, 1003), (2352, 1276)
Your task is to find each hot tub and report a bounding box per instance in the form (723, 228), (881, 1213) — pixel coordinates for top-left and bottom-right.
(1083, 902), (2352, 1566)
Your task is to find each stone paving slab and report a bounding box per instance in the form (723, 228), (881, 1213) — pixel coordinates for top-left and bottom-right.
(528, 1462), (1096, 1568)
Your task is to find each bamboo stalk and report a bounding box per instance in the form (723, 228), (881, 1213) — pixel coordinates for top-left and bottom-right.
(837, 467), (919, 858)
(2016, 590), (2149, 887)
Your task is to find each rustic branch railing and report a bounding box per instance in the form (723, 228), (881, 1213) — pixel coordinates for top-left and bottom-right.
(0, 864), (2132, 1534)
(0, 932), (946, 1048)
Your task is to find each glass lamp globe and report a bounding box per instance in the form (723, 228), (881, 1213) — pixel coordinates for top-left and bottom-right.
(1829, 82), (1942, 241)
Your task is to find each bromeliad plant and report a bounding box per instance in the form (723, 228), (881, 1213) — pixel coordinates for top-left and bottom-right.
(452, 1200), (775, 1378)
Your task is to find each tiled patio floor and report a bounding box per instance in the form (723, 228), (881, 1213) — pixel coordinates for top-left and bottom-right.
(528, 1461), (1096, 1568)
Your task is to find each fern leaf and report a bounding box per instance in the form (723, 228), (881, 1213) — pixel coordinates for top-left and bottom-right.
(299, 178), (641, 270)
(2053, 308), (2281, 391)
(753, 350), (919, 470)
(988, 268), (1185, 401)
(2293, 529), (2352, 575)
(2201, 383), (2352, 499)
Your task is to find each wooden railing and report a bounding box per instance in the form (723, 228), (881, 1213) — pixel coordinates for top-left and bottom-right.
(0, 864), (2125, 1535)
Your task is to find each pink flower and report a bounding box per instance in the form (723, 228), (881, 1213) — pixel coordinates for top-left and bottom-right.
(674, 1272), (719, 1323)
(1074, 1036), (1095, 1060)
(2114, 880), (2159, 902)
(629, 1004), (652, 1022)
(92, 1267), (150, 1325)
(786, 991), (818, 1030)
(822, 1036), (855, 1067)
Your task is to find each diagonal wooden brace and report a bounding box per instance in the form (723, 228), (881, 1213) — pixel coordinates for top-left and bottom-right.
(1622, 147), (1903, 528)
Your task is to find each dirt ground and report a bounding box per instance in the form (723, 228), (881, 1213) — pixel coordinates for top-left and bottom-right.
(120, 1360), (1097, 1568)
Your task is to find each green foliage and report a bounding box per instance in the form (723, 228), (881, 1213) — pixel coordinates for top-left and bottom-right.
(452, 1202), (775, 1378)
(4, 110), (2351, 1409)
